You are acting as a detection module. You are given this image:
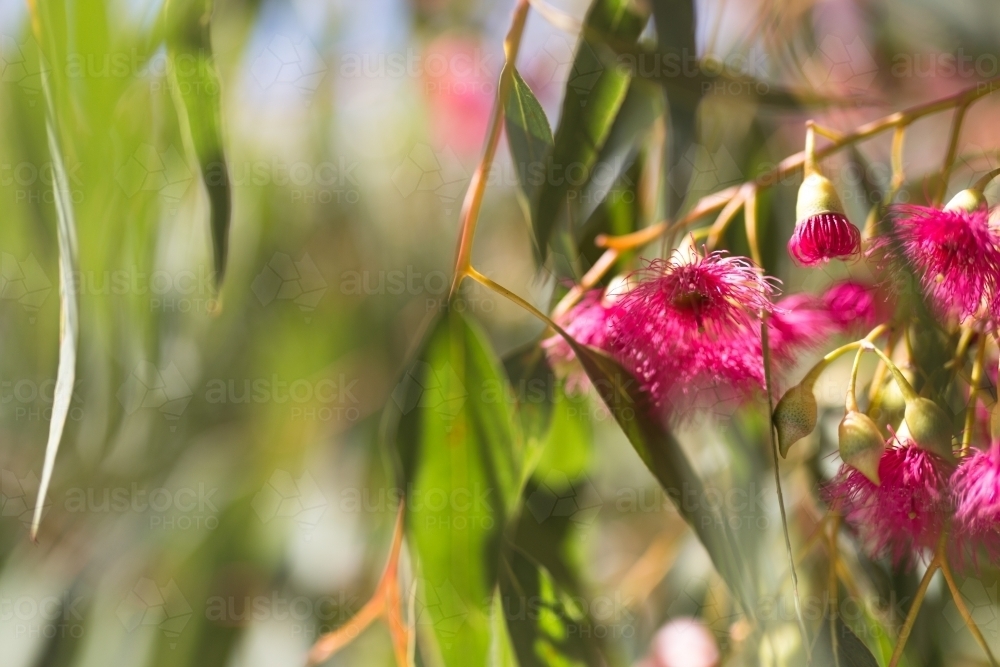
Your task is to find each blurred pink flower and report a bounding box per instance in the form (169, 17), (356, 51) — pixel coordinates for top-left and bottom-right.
(821, 280), (885, 333)
(423, 36), (495, 155)
(950, 441), (1000, 570)
(826, 438), (952, 566)
(768, 293), (838, 361)
(788, 212), (861, 266)
(607, 250), (777, 419)
(878, 204), (1000, 322)
(542, 289), (612, 392)
(646, 618), (720, 667)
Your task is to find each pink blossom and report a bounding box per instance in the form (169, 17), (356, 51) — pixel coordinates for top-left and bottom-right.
(646, 618), (720, 667)
(825, 439), (952, 567)
(879, 204), (1000, 322)
(423, 37), (494, 155)
(821, 280), (885, 333)
(542, 290), (612, 391)
(950, 442), (1000, 569)
(607, 250), (777, 418)
(788, 213), (861, 266)
(767, 293), (837, 362)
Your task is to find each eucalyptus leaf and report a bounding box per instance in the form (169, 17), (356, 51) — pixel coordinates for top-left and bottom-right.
(532, 0), (648, 260)
(391, 309), (521, 666)
(166, 0), (231, 284)
(505, 67), (553, 209)
(567, 341), (758, 622)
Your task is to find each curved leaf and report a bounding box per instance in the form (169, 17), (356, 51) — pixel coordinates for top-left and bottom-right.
(567, 342), (758, 622)
(390, 309), (520, 666)
(532, 0), (648, 259)
(505, 67), (553, 209)
(166, 0), (230, 284)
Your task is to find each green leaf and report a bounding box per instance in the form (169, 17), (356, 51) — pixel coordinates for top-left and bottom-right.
(165, 0), (230, 284)
(30, 58), (80, 542)
(532, 0), (648, 259)
(650, 0), (699, 217)
(813, 616), (880, 667)
(392, 310), (520, 667)
(505, 68), (553, 209)
(566, 342), (758, 622)
(578, 77), (663, 226)
(499, 547), (610, 667)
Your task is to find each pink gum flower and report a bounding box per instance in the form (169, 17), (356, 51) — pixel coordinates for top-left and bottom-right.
(825, 439), (952, 567)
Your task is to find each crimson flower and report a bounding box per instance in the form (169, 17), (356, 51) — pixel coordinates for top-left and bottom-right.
(825, 438), (952, 567)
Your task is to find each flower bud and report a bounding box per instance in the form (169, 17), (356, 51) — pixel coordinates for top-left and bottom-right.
(796, 172), (846, 220)
(788, 173), (860, 266)
(774, 382), (818, 457)
(944, 188), (985, 213)
(904, 397), (955, 462)
(838, 410), (885, 484)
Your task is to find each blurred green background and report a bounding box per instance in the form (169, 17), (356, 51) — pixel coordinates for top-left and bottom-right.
(3, 0), (1000, 665)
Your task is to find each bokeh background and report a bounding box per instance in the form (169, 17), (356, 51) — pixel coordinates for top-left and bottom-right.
(3, 0), (1000, 665)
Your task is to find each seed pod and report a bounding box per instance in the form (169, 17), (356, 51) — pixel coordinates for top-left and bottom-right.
(903, 397), (955, 462)
(944, 188), (985, 213)
(774, 382), (818, 457)
(839, 410), (886, 484)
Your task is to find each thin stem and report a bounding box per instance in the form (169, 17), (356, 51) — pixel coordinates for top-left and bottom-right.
(973, 166), (1000, 193)
(597, 77), (1000, 252)
(466, 268), (565, 337)
(804, 123), (817, 175)
(867, 329), (899, 406)
(448, 0), (531, 298)
(937, 103), (970, 206)
(963, 333), (987, 453)
(939, 546), (1000, 666)
(888, 125), (907, 202)
(704, 185), (748, 251)
(845, 345), (866, 413)
(888, 556), (940, 667)
(862, 342), (919, 403)
(827, 515), (841, 667)
(761, 315), (811, 661)
(743, 186), (762, 266)
(551, 248), (620, 320)
(802, 325), (889, 388)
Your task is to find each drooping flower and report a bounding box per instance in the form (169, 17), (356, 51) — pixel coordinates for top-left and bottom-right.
(950, 442), (1000, 569)
(825, 437), (952, 566)
(788, 173), (861, 266)
(879, 203), (1000, 322)
(821, 280), (885, 333)
(788, 214), (862, 266)
(607, 249), (777, 418)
